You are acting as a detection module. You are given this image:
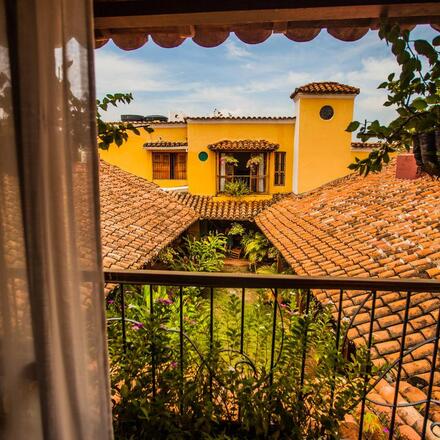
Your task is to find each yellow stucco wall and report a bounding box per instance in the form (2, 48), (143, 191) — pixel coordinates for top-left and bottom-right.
(99, 95), (372, 197)
(186, 121), (294, 196)
(99, 124), (188, 188)
(294, 96), (356, 194)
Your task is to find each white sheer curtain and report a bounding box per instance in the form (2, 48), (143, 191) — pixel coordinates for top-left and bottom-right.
(0, 1), (112, 439)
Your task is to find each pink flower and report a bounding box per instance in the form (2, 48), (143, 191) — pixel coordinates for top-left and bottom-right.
(170, 361), (177, 369)
(132, 322), (144, 330)
(157, 297), (173, 305)
(107, 299), (115, 304)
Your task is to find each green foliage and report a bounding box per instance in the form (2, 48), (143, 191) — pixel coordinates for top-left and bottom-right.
(241, 231), (278, 271)
(227, 223), (246, 237)
(107, 287), (378, 439)
(97, 93), (153, 150)
(223, 180), (251, 197)
(347, 24), (440, 176)
(221, 155), (239, 167)
(164, 233), (227, 272)
(246, 154), (264, 169)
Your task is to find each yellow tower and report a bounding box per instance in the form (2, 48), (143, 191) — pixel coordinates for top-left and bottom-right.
(291, 82), (359, 194)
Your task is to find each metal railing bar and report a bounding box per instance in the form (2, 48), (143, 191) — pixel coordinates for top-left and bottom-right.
(120, 284), (126, 353)
(388, 291), (412, 440)
(104, 269), (440, 292)
(269, 288), (278, 387)
(240, 287), (245, 354)
(330, 288), (344, 414)
(209, 287), (214, 400)
(358, 290), (377, 440)
(300, 289), (311, 390)
(421, 306), (440, 439)
(367, 397), (440, 408)
(179, 286), (184, 413)
(150, 284), (156, 399)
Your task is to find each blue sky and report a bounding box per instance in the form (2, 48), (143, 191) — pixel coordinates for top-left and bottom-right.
(95, 26), (438, 124)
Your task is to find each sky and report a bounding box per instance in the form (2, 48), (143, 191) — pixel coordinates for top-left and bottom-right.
(95, 25), (438, 124)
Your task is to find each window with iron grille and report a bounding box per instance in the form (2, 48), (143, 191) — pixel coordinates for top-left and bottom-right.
(274, 152), (286, 186)
(153, 152), (187, 179)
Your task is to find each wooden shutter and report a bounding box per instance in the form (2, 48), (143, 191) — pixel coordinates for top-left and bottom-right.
(174, 153), (187, 179)
(153, 153), (171, 179)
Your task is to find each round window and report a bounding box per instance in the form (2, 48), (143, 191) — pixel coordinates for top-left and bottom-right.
(320, 105), (334, 120)
(198, 151), (208, 162)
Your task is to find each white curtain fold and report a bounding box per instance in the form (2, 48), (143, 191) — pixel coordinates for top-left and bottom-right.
(0, 1), (113, 439)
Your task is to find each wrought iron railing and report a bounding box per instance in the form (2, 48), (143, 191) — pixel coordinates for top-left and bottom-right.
(104, 269), (440, 439)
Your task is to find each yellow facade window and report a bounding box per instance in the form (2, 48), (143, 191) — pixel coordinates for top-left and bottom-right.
(218, 152), (268, 194)
(274, 152), (286, 186)
(153, 152), (187, 179)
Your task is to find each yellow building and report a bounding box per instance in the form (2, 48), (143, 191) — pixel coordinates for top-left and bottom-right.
(100, 82), (376, 198)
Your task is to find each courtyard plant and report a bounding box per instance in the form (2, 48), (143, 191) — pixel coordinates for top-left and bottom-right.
(160, 232), (227, 272)
(223, 180), (251, 197)
(347, 24), (440, 177)
(107, 285), (377, 439)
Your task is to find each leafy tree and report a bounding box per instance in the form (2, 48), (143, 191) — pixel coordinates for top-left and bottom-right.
(96, 92), (153, 150)
(347, 24), (440, 176)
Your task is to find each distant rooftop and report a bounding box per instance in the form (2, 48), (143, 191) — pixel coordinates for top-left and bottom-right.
(290, 81), (360, 99)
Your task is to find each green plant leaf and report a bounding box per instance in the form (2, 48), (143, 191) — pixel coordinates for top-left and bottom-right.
(346, 121), (360, 132)
(414, 39), (438, 64)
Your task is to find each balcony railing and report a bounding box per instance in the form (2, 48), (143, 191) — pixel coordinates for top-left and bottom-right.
(104, 269), (440, 438)
(218, 174), (267, 193)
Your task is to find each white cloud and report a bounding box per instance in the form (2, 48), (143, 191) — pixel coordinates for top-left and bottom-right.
(224, 41), (253, 59)
(95, 51), (194, 95)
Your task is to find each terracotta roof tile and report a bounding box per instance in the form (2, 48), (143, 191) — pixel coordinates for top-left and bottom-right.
(256, 161), (440, 390)
(290, 81), (360, 99)
(99, 161), (198, 271)
(172, 193), (286, 221)
(351, 141), (383, 150)
(207, 139), (279, 152)
(186, 116), (293, 122)
(143, 141), (187, 149)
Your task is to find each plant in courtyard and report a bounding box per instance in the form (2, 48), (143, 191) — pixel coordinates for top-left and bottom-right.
(227, 222), (246, 238)
(241, 231), (278, 271)
(164, 233), (227, 272)
(107, 286), (379, 439)
(97, 93), (153, 149)
(347, 24), (440, 176)
(223, 180), (250, 197)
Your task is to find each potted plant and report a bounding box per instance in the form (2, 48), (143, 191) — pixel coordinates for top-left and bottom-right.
(346, 24), (440, 177)
(220, 154), (239, 167)
(246, 153), (264, 170)
(223, 179), (250, 197)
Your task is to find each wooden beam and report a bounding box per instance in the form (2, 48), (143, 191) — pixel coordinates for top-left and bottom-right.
(94, 1), (440, 30)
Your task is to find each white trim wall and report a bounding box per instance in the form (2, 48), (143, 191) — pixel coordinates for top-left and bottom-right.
(293, 99), (300, 194)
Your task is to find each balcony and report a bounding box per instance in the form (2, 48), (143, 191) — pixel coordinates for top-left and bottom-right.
(104, 269), (440, 439)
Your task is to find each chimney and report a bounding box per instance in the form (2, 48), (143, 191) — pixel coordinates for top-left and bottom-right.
(396, 153), (420, 180)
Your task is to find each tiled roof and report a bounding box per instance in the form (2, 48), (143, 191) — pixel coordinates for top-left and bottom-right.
(99, 161), (198, 271)
(143, 141), (187, 149)
(172, 193), (286, 221)
(351, 141), (383, 150)
(207, 139), (279, 152)
(256, 162), (440, 383)
(290, 82), (360, 99)
(186, 116), (293, 122)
